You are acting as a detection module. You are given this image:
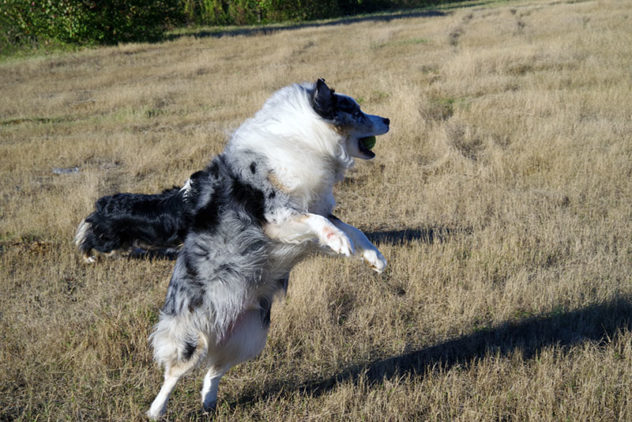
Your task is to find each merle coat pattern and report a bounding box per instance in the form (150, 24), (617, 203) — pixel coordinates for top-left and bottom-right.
(146, 79), (390, 419)
(75, 170), (207, 262)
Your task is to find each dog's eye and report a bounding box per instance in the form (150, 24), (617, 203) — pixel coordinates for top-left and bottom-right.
(353, 110), (362, 118)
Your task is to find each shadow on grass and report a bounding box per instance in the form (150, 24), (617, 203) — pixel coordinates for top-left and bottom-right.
(365, 225), (473, 245)
(165, 9), (448, 40)
(233, 297), (632, 406)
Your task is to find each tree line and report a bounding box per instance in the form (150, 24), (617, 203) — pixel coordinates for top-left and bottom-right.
(1, 0), (447, 50)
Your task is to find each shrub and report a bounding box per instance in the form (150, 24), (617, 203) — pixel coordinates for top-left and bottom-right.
(260, 0), (342, 22)
(182, 0), (230, 25)
(1, 0), (88, 47)
(0, 0), (450, 53)
(85, 0), (184, 44)
(0, 0), (183, 49)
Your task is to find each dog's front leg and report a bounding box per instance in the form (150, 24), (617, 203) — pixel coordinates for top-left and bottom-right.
(328, 215), (387, 273)
(264, 212), (354, 257)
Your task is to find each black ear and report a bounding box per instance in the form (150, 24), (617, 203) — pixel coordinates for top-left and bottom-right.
(311, 78), (336, 119)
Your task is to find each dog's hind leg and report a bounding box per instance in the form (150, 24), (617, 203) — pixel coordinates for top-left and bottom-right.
(147, 364), (183, 420)
(147, 336), (208, 420)
(201, 366), (227, 412)
(200, 304), (271, 412)
(148, 357), (201, 420)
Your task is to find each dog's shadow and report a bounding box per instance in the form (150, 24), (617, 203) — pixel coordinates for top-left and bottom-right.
(365, 225), (472, 245)
(231, 297), (632, 407)
(165, 226), (631, 411)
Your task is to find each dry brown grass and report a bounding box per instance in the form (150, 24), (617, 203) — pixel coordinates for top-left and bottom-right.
(2, 0), (632, 420)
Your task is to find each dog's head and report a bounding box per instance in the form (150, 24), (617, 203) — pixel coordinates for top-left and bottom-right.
(311, 78), (390, 160)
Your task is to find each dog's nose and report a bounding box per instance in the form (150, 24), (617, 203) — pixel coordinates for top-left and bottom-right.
(383, 118), (390, 126)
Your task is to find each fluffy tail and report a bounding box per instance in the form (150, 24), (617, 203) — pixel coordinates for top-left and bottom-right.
(74, 219), (96, 263)
(149, 312), (208, 369)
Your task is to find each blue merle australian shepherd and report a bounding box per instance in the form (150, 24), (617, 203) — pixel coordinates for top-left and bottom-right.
(81, 79), (390, 419)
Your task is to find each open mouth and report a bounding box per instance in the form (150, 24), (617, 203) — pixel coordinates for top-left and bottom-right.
(358, 136), (377, 158)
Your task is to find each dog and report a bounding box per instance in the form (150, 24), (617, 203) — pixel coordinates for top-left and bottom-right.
(145, 79), (390, 419)
(74, 170), (209, 263)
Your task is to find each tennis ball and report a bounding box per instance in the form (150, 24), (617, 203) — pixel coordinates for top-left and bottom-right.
(360, 136), (376, 150)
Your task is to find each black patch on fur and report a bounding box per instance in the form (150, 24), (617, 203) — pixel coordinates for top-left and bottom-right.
(189, 170), (206, 180)
(278, 275), (289, 292)
(334, 96), (359, 114)
(188, 291), (204, 313)
(162, 278), (178, 316)
(75, 166), (217, 258)
(311, 78), (336, 120)
(183, 340), (197, 360)
(208, 161), (220, 178)
(184, 253), (199, 279)
(185, 170), (207, 199)
(250, 162), (257, 174)
(192, 195), (221, 232)
(79, 186), (192, 256)
(268, 191), (276, 199)
(259, 297), (271, 327)
(231, 179), (265, 225)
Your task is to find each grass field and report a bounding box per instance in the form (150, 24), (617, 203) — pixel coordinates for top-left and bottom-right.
(2, 0), (632, 420)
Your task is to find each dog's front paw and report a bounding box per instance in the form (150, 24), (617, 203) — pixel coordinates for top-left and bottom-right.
(321, 226), (354, 257)
(362, 248), (387, 273)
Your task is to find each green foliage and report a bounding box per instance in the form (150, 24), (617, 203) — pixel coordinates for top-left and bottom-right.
(1, 0), (86, 49)
(180, 0), (442, 25)
(1, 0), (183, 51)
(83, 0), (184, 44)
(0, 0), (445, 52)
(260, 0), (341, 22)
(182, 0), (231, 25)
(183, 0), (263, 25)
